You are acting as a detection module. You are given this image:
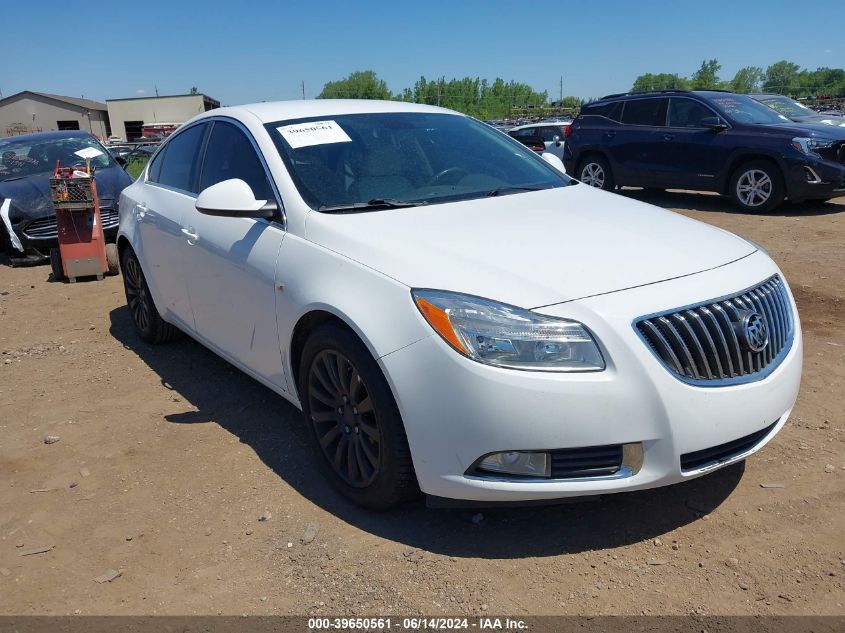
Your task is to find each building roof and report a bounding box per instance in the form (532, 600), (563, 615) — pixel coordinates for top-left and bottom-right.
(106, 93), (219, 103)
(0, 90), (106, 111)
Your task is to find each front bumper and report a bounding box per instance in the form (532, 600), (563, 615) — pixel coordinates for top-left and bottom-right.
(379, 251), (802, 502)
(784, 154), (845, 202)
(4, 207), (119, 264)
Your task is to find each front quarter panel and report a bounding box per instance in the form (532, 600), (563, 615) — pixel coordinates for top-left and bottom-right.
(275, 233), (432, 405)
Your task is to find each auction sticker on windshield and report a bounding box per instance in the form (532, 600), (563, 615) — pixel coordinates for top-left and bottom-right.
(276, 120), (352, 148)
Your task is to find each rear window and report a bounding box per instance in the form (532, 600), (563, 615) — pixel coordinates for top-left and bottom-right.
(621, 98), (666, 126)
(582, 101), (622, 121)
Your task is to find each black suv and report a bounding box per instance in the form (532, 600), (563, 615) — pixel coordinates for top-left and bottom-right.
(563, 90), (845, 212)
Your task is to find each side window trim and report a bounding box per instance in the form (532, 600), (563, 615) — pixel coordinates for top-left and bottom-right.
(666, 97), (722, 129)
(200, 115), (286, 229)
(145, 121), (210, 197)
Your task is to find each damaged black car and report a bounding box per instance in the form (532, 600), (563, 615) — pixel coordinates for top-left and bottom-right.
(0, 131), (133, 266)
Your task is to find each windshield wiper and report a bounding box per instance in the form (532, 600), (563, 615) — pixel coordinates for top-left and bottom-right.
(1, 176), (24, 182)
(486, 186), (547, 197)
(317, 198), (426, 213)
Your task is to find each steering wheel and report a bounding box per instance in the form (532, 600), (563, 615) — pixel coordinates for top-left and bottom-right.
(433, 167), (470, 185)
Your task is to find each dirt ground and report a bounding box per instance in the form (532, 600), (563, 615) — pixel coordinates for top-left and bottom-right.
(1, 190), (843, 617)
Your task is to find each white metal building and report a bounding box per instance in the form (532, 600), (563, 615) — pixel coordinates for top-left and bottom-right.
(106, 93), (220, 141)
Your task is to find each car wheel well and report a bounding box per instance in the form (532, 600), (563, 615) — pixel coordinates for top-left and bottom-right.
(290, 310), (360, 400)
(576, 151), (607, 171)
(116, 235), (132, 264)
(723, 155), (783, 195)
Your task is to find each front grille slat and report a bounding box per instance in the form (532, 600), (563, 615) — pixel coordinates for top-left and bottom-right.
(636, 275), (793, 385)
(22, 207), (119, 240)
(681, 421), (778, 471)
(550, 444), (623, 479)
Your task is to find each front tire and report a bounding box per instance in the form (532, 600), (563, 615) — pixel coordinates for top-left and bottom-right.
(299, 324), (417, 509)
(50, 248), (65, 281)
(729, 160), (784, 213)
(121, 248), (182, 344)
(577, 155), (615, 191)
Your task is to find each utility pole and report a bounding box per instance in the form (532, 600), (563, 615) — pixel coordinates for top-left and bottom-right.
(155, 85), (159, 97)
(559, 76), (563, 102)
(301, 81), (305, 99)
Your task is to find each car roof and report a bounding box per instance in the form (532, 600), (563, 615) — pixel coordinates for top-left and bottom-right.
(0, 130), (93, 144)
(195, 99), (460, 125)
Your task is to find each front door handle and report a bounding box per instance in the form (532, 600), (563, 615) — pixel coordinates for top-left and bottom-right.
(604, 131), (616, 139)
(662, 133), (675, 141)
(181, 226), (199, 244)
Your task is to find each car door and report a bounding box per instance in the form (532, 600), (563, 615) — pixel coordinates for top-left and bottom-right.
(657, 97), (733, 190)
(539, 125), (565, 159)
(179, 119), (288, 391)
(135, 122), (208, 328)
(609, 97), (668, 187)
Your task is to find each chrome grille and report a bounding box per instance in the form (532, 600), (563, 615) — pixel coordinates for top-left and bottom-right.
(635, 275), (794, 385)
(22, 207), (119, 240)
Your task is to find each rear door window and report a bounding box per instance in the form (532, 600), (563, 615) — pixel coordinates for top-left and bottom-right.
(511, 127), (537, 138)
(620, 98), (667, 126)
(157, 123), (208, 193)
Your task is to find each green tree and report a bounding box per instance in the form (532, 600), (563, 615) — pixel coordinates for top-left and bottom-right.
(729, 67), (763, 93)
(189, 86), (199, 95)
(690, 59), (723, 89)
(631, 73), (689, 92)
(318, 70), (392, 100)
(763, 61), (801, 94)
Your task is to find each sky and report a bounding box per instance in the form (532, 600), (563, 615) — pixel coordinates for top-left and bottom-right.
(1, 0), (842, 106)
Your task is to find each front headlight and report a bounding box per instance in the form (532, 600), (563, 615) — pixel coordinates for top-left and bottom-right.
(792, 137), (836, 157)
(412, 289), (605, 372)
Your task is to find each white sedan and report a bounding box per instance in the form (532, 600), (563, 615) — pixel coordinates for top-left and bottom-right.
(116, 100), (802, 509)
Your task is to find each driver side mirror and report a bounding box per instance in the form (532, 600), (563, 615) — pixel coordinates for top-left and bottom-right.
(553, 134), (562, 147)
(195, 178), (276, 219)
(701, 117), (728, 132)
(115, 156), (128, 168)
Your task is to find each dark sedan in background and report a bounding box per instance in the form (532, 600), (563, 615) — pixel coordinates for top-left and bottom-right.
(0, 131), (133, 265)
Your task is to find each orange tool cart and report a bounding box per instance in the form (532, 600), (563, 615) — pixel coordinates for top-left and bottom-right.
(49, 163), (118, 282)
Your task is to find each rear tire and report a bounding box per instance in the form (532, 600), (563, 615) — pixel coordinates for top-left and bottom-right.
(105, 243), (119, 276)
(577, 155), (615, 191)
(298, 324), (418, 509)
(729, 160), (784, 213)
(120, 248), (182, 344)
(50, 248), (65, 281)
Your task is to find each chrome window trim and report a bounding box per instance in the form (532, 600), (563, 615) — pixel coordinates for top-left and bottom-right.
(144, 116), (287, 231)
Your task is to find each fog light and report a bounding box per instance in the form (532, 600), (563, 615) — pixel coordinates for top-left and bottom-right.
(477, 451), (550, 477)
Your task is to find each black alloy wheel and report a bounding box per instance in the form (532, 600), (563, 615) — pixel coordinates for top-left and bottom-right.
(121, 248), (181, 344)
(123, 253), (151, 333)
(307, 349), (382, 488)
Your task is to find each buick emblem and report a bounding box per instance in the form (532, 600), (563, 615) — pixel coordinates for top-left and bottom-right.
(740, 311), (769, 353)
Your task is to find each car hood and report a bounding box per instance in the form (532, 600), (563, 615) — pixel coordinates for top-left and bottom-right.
(304, 185), (756, 308)
(0, 165), (132, 223)
(767, 121), (845, 139)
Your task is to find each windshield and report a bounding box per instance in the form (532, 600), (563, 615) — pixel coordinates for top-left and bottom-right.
(757, 95), (813, 120)
(0, 135), (115, 181)
(708, 94), (792, 125)
(266, 112), (571, 211)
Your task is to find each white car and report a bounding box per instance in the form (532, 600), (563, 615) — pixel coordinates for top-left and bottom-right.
(508, 121), (571, 159)
(116, 100), (802, 509)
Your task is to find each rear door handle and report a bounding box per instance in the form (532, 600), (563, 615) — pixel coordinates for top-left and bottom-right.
(662, 133), (675, 141)
(604, 131), (616, 139)
(181, 226), (199, 244)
